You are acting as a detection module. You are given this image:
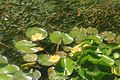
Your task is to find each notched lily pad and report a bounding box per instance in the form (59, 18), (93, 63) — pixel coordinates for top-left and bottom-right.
(15, 40), (37, 53)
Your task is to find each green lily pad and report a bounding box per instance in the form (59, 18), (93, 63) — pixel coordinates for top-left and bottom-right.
(0, 55), (8, 66)
(104, 32), (116, 42)
(113, 53), (120, 59)
(13, 71), (28, 80)
(50, 31), (62, 44)
(116, 36), (120, 43)
(62, 33), (73, 44)
(100, 31), (116, 42)
(100, 55), (114, 66)
(23, 54), (38, 62)
(87, 35), (102, 44)
(25, 27), (47, 39)
(15, 40), (37, 53)
(33, 70), (41, 79)
(5, 64), (20, 74)
(69, 27), (80, 38)
(87, 27), (98, 35)
(0, 65), (19, 74)
(56, 57), (74, 76)
(65, 57), (75, 75)
(37, 54), (53, 66)
(0, 74), (13, 80)
(75, 30), (87, 43)
(48, 67), (57, 80)
(63, 46), (72, 52)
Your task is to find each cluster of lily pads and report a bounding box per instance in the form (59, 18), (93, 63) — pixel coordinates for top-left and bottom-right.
(0, 55), (41, 80)
(15, 27), (120, 80)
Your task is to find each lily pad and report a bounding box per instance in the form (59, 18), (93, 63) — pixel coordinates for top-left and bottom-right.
(87, 27), (98, 35)
(23, 54), (38, 62)
(5, 64), (20, 74)
(15, 40), (37, 53)
(0, 74), (13, 80)
(62, 33), (73, 44)
(37, 54), (53, 66)
(33, 70), (41, 79)
(25, 27), (47, 39)
(0, 55), (8, 66)
(50, 31), (62, 44)
(87, 35), (102, 44)
(56, 57), (74, 76)
(116, 36), (120, 43)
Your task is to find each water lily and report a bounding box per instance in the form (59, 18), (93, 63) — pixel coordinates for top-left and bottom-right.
(49, 55), (60, 64)
(71, 45), (81, 53)
(32, 33), (44, 41)
(37, 47), (44, 51)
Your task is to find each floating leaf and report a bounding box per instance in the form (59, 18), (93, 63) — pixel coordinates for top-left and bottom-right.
(62, 33), (73, 44)
(87, 35), (102, 44)
(69, 27), (80, 38)
(56, 57), (74, 76)
(104, 32), (116, 41)
(48, 67), (57, 80)
(50, 31), (73, 44)
(63, 46), (72, 52)
(0, 74), (13, 80)
(37, 54), (53, 66)
(115, 59), (120, 67)
(100, 31), (116, 42)
(100, 55), (114, 66)
(75, 30), (87, 43)
(25, 27), (47, 39)
(65, 57), (75, 75)
(50, 31), (62, 44)
(33, 70), (41, 79)
(5, 64), (20, 74)
(15, 40), (36, 53)
(0, 64), (19, 74)
(113, 53), (120, 59)
(0, 55), (8, 66)
(116, 36), (120, 43)
(0, 68), (6, 74)
(23, 54), (38, 62)
(87, 27), (98, 35)
(100, 31), (109, 39)
(13, 71), (28, 80)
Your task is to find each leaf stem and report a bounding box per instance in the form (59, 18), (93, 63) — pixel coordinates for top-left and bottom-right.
(0, 42), (9, 48)
(55, 43), (60, 54)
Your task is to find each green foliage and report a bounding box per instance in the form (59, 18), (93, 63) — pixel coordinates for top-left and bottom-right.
(14, 27), (120, 80)
(25, 27), (47, 39)
(50, 31), (73, 44)
(0, 0), (120, 79)
(23, 54), (38, 62)
(0, 55), (41, 80)
(0, 0), (120, 67)
(50, 31), (62, 44)
(37, 54), (53, 66)
(15, 40), (37, 53)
